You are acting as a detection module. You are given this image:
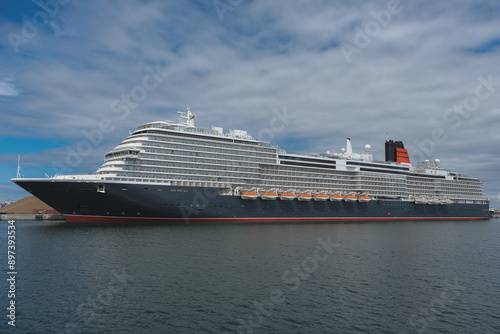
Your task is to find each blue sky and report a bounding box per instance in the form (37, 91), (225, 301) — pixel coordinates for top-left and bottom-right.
(1, 0), (500, 207)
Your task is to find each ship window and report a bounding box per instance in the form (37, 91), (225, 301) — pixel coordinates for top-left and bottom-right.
(122, 187), (128, 191)
(144, 187), (149, 191)
(97, 184), (105, 193)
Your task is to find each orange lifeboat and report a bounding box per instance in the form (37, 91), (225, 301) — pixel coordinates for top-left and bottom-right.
(297, 193), (312, 201)
(329, 193), (343, 201)
(279, 192), (295, 200)
(313, 193), (329, 201)
(261, 191), (278, 200)
(344, 194), (358, 202)
(440, 198), (453, 205)
(240, 191), (258, 200)
(428, 198), (440, 205)
(415, 197), (428, 204)
(358, 194), (371, 203)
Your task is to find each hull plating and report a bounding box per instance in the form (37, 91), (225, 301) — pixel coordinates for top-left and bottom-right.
(13, 180), (491, 222)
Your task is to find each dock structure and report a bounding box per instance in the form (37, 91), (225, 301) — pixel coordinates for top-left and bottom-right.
(0, 196), (64, 221)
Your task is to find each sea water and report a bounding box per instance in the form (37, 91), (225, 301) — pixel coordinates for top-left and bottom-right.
(1, 219), (499, 333)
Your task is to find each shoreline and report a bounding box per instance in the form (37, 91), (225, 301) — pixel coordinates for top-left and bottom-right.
(0, 213), (66, 221)
(1, 213), (498, 221)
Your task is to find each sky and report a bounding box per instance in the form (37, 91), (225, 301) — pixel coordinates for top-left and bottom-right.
(0, 0), (499, 207)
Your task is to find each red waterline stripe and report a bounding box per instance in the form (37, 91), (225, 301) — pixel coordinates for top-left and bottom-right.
(64, 215), (490, 223)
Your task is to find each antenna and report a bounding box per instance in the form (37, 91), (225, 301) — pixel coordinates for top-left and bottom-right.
(16, 155), (21, 178)
(178, 106), (196, 128)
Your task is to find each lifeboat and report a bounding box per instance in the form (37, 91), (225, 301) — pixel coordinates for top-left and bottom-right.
(297, 193), (313, 201)
(358, 194), (371, 203)
(344, 193), (358, 202)
(279, 192), (295, 200)
(440, 198), (453, 205)
(241, 191), (258, 200)
(427, 198), (440, 205)
(415, 197), (428, 204)
(329, 193), (344, 201)
(313, 193), (329, 201)
(261, 191), (278, 200)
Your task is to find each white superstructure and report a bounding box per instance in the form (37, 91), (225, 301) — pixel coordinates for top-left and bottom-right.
(94, 109), (487, 205)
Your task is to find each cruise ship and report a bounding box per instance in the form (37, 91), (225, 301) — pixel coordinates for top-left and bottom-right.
(12, 109), (491, 222)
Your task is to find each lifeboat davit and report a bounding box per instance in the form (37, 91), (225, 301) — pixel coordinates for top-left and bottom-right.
(297, 193), (312, 201)
(241, 191), (258, 200)
(313, 193), (329, 201)
(329, 193), (344, 201)
(261, 192), (278, 200)
(279, 192), (295, 200)
(440, 199), (453, 205)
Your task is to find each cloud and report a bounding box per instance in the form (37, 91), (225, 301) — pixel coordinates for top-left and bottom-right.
(0, 82), (17, 96)
(1, 0), (499, 206)
(0, 75), (18, 96)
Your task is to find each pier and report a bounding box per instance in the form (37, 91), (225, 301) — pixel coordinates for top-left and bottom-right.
(0, 196), (65, 221)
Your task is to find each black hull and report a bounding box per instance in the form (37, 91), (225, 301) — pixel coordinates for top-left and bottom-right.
(13, 179), (492, 222)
